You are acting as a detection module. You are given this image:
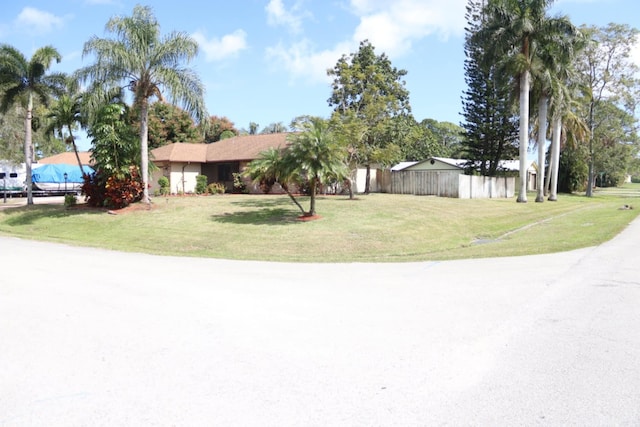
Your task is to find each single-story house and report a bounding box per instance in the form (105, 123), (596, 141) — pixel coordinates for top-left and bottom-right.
(386, 157), (536, 198)
(150, 133), (291, 194)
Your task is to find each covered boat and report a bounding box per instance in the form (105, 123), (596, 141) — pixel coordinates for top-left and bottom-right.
(31, 163), (94, 193)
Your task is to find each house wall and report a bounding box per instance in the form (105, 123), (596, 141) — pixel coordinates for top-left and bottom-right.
(153, 162), (202, 194)
(354, 167), (382, 193)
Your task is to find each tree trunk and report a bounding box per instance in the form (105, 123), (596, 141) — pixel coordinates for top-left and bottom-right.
(586, 101), (595, 197)
(364, 164), (371, 195)
(140, 99), (150, 204)
(67, 126), (86, 176)
(280, 182), (306, 215)
(517, 71), (530, 203)
(24, 94), (34, 205)
(548, 116), (561, 201)
(535, 96), (548, 202)
(309, 177), (317, 216)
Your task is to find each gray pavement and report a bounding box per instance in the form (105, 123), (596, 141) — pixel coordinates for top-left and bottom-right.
(1, 217), (639, 426)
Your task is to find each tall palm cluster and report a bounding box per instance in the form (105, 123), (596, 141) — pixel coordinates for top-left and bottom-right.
(0, 5), (207, 205)
(471, 0), (584, 202)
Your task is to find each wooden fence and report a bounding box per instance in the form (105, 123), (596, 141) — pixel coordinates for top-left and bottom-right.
(387, 170), (515, 199)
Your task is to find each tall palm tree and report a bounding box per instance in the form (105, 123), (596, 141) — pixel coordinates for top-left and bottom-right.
(483, 0), (576, 203)
(45, 78), (87, 175)
(530, 19), (581, 202)
(77, 5), (208, 204)
(0, 44), (65, 204)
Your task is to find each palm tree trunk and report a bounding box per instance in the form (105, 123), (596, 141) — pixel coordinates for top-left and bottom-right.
(517, 71), (530, 203)
(280, 182), (306, 215)
(535, 96), (548, 202)
(309, 177), (317, 216)
(140, 100), (150, 204)
(548, 116), (561, 201)
(25, 95), (34, 205)
(67, 126), (86, 176)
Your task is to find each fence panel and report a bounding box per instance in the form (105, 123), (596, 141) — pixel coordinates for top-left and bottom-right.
(391, 171), (515, 198)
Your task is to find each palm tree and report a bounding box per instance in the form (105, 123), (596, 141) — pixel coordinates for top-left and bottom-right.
(246, 117), (348, 217)
(77, 5), (208, 204)
(45, 78), (87, 175)
(288, 117), (348, 216)
(0, 44), (65, 204)
(244, 147), (306, 214)
(530, 19), (581, 202)
(483, 0), (577, 203)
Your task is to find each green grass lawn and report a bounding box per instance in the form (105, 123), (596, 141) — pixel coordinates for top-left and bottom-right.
(1, 187), (638, 262)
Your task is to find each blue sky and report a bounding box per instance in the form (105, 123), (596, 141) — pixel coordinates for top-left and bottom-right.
(1, 0), (639, 151)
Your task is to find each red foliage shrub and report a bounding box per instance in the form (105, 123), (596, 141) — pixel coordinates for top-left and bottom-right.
(82, 166), (143, 209)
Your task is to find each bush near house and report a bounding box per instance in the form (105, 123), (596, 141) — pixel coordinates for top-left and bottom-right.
(195, 174), (208, 194)
(157, 176), (170, 196)
(82, 166), (143, 209)
(207, 182), (225, 195)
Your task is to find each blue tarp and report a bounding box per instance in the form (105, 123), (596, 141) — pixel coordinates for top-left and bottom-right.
(32, 164), (93, 183)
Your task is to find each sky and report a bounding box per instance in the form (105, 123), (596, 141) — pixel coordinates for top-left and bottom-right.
(1, 0), (640, 151)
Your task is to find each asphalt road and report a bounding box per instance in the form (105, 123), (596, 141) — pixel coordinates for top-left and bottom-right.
(1, 217), (639, 426)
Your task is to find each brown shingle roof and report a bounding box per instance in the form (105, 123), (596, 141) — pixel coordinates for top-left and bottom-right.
(151, 143), (208, 163)
(150, 133), (291, 164)
(205, 133), (290, 162)
(37, 151), (93, 165)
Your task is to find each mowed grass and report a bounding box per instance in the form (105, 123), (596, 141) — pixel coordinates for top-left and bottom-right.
(0, 187), (638, 262)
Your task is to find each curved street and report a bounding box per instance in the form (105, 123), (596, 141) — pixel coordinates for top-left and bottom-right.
(1, 217), (639, 426)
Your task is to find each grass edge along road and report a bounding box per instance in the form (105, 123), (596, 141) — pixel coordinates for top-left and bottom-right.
(0, 187), (638, 263)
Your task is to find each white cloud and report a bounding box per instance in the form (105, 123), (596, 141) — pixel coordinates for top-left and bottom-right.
(15, 7), (65, 35)
(265, 0), (309, 34)
(266, 40), (354, 84)
(350, 0), (466, 56)
(266, 0), (466, 84)
(192, 29), (248, 62)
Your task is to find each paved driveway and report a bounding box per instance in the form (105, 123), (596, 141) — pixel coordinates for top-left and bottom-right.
(1, 217), (639, 426)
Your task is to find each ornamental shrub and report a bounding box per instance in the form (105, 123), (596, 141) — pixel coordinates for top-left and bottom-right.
(195, 174), (208, 194)
(158, 176), (170, 195)
(82, 166), (143, 209)
(207, 182), (225, 195)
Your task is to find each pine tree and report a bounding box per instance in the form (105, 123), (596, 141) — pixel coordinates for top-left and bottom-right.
(460, 0), (518, 176)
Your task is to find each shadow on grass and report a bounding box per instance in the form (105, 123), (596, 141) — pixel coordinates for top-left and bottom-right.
(0, 204), (105, 226)
(229, 196), (304, 209)
(211, 207), (301, 225)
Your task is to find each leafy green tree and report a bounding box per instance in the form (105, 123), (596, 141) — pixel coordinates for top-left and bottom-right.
(328, 40), (411, 193)
(575, 24), (640, 196)
(481, 0), (576, 202)
(77, 5), (208, 204)
(0, 44), (65, 204)
(461, 0), (519, 176)
(0, 102), (27, 163)
(261, 122), (288, 134)
(139, 102), (200, 148)
(205, 115), (238, 143)
(88, 103), (139, 176)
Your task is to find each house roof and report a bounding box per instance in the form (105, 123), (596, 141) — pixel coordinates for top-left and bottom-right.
(37, 151), (93, 166)
(151, 133), (291, 164)
(391, 157), (535, 172)
(205, 132), (290, 162)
